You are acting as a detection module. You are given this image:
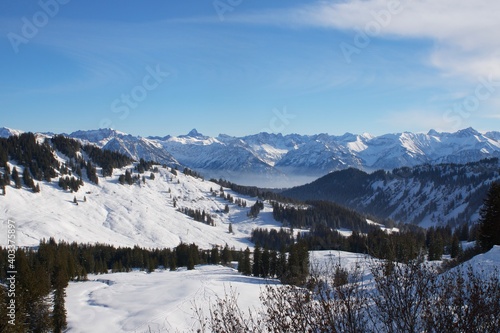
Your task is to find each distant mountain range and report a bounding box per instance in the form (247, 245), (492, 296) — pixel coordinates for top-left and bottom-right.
(2, 127), (500, 187)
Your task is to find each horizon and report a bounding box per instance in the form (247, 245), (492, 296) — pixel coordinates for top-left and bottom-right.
(1, 125), (498, 139)
(2, 1), (500, 137)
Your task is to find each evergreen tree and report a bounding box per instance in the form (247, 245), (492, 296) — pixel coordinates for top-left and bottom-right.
(269, 250), (278, 278)
(11, 167), (21, 189)
(450, 234), (462, 259)
(276, 247), (287, 279)
(221, 244), (232, 265)
(242, 247), (252, 275)
(228, 223), (233, 234)
(52, 264), (68, 333)
(261, 247), (270, 278)
(478, 182), (500, 252)
(22, 167), (35, 189)
(252, 244), (262, 277)
(210, 247), (220, 265)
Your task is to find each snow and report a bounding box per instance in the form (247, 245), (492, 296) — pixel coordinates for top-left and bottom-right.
(456, 245), (500, 276)
(65, 265), (276, 333)
(58, 127), (500, 188)
(0, 165), (282, 250)
(65, 251), (374, 332)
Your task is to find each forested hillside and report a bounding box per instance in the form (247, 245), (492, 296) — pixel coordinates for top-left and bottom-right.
(283, 158), (500, 228)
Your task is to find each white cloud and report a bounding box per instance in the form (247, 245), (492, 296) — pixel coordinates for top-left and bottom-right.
(229, 0), (500, 80)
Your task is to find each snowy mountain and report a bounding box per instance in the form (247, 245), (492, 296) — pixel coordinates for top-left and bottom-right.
(2, 126), (500, 188)
(0, 134), (284, 249)
(0, 127), (23, 138)
(59, 127), (500, 187)
(69, 128), (179, 167)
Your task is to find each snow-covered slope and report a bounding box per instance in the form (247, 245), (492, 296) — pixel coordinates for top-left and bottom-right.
(0, 127), (23, 138)
(0, 162), (281, 249)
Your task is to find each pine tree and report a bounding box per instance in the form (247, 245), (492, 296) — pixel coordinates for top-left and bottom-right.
(228, 223), (233, 234)
(262, 247), (270, 278)
(450, 234), (462, 259)
(478, 182), (500, 252)
(52, 264), (68, 333)
(221, 244), (232, 265)
(242, 247), (252, 276)
(252, 244), (262, 277)
(22, 167), (35, 189)
(11, 167), (21, 189)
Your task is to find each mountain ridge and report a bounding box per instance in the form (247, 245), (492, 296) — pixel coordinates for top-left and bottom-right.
(2, 126), (500, 187)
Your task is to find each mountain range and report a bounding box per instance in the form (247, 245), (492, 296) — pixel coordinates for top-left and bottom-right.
(2, 127), (500, 188)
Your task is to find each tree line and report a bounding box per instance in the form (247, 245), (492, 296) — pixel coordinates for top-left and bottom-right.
(0, 133), (138, 195)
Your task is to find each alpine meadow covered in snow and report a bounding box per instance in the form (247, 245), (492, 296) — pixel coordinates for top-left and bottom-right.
(3, 0), (500, 332)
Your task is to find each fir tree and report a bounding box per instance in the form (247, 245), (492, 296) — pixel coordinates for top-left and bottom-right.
(221, 244), (232, 265)
(242, 247), (252, 276)
(261, 247), (270, 278)
(52, 264), (68, 333)
(252, 244), (262, 277)
(11, 167), (21, 189)
(478, 182), (500, 252)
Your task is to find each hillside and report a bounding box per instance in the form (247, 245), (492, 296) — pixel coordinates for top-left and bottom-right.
(282, 158), (500, 228)
(0, 133), (282, 249)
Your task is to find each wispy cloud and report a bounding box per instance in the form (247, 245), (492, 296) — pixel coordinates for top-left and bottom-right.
(227, 0), (500, 80)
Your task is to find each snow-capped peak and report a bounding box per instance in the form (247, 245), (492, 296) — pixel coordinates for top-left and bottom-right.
(0, 127), (24, 138)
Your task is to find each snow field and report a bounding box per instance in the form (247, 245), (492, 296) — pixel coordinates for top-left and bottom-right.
(0, 164), (282, 250)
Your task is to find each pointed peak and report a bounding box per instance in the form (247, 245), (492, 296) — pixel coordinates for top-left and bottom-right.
(427, 129), (440, 136)
(187, 128), (202, 137)
(456, 127), (480, 137)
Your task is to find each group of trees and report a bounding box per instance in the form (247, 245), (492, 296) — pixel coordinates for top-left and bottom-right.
(0, 133), (59, 182)
(0, 132), (142, 195)
(248, 200), (264, 218)
(58, 176), (84, 192)
(251, 228), (294, 251)
(183, 167), (203, 179)
(212, 178), (294, 203)
(237, 241), (309, 286)
(82, 144), (133, 177)
(271, 200), (373, 232)
(0, 238), (250, 333)
(177, 207), (215, 226)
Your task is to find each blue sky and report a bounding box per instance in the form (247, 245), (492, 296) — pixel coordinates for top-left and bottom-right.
(1, 0), (500, 137)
